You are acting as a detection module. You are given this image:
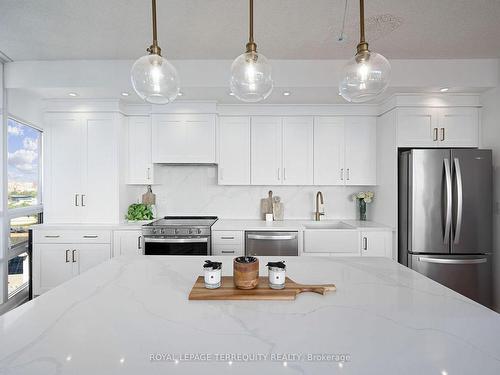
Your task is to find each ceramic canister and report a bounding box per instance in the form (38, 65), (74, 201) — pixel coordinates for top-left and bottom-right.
(203, 260), (222, 289)
(266, 261), (286, 289)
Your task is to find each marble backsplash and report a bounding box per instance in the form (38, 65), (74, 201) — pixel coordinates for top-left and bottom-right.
(126, 165), (374, 220)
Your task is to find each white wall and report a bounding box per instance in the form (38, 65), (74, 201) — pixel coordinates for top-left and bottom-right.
(6, 89), (44, 128)
(126, 166), (372, 220)
(481, 77), (500, 311)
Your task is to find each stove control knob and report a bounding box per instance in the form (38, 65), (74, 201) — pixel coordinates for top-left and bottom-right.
(175, 229), (180, 235)
(151, 229), (157, 235)
(197, 229), (202, 234)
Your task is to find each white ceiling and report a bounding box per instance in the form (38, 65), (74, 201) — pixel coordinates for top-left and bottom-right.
(2, 0), (500, 61)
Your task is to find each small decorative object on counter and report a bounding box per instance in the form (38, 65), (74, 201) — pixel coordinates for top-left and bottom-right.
(203, 260), (222, 289)
(260, 190), (274, 220)
(352, 191), (374, 221)
(265, 213), (274, 222)
(266, 261), (286, 289)
(125, 203), (154, 221)
(272, 196), (284, 221)
(233, 256), (259, 289)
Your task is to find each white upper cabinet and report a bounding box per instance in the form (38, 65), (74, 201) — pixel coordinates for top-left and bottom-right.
(438, 107), (479, 147)
(127, 116), (154, 184)
(313, 116), (376, 186)
(46, 114), (84, 223)
(397, 107), (478, 148)
(251, 117), (282, 185)
(344, 116), (377, 185)
(397, 108), (437, 147)
(282, 117), (314, 185)
(152, 114), (216, 163)
(218, 117), (251, 185)
(314, 117), (345, 185)
(45, 112), (120, 224)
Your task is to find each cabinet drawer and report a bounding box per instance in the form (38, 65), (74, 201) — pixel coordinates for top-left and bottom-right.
(212, 244), (244, 256)
(33, 230), (111, 244)
(212, 231), (243, 245)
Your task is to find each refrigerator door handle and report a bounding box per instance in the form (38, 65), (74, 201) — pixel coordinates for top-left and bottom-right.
(453, 157), (464, 244)
(417, 256), (487, 265)
(443, 158), (452, 244)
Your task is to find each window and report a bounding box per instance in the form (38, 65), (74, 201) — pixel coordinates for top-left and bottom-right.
(7, 118), (42, 209)
(4, 118), (43, 302)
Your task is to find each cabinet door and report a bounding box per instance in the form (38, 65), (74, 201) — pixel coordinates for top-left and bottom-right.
(45, 114), (84, 223)
(360, 231), (392, 257)
(397, 108), (439, 147)
(282, 117), (313, 185)
(251, 117), (282, 185)
(152, 114), (216, 163)
(82, 115), (118, 223)
(344, 117), (377, 185)
(76, 244), (111, 274)
(438, 108), (479, 147)
(313, 117), (345, 185)
(34, 244), (75, 294)
(113, 230), (143, 256)
(128, 116), (154, 184)
(218, 117), (251, 185)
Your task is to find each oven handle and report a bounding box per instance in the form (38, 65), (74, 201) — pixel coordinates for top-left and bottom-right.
(144, 237), (209, 243)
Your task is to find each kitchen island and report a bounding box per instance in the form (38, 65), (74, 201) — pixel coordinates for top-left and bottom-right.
(1, 256), (499, 374)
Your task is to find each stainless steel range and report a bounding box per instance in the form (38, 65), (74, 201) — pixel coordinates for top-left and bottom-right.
(142, 216), (218, 255)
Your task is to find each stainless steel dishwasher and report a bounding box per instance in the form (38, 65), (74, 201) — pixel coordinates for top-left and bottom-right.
(245, 231), (298, 256)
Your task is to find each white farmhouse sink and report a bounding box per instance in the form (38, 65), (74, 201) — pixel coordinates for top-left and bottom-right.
(302, 221), (355, 230)
(303, 221), (359, 254)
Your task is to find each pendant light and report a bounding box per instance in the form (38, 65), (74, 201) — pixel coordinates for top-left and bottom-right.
(131, 0), (180, 104)
(230, 0), (273, 102)
(338, 0), (391, 103)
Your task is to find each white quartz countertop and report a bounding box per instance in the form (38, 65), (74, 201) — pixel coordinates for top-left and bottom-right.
(212, 219), (394, 231)
(1, 256), (499, 374)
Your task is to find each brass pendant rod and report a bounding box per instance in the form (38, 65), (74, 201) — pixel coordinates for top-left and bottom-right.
(356, 0), (369, 55)
(249, 0), (254, 43)
(246, 0), (257, 53)
(359, 0), (365, 43)
(148, 0), (162, 55)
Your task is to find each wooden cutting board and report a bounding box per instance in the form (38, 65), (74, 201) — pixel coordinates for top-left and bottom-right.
(188, 276), (336, 301)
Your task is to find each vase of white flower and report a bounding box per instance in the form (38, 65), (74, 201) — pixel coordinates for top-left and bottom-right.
(352, 191), (374, 221)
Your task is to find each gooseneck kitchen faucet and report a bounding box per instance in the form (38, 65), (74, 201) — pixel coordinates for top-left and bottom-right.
(315, 191), (325, 221)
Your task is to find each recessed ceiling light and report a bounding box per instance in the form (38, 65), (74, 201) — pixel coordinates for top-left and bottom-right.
(178, 92), (184, 97)
(440, 88), (449, 92)
(229, 92), (235, 96)
(121, 92), (129, 97)
(68, 92), (78, 97)
(283, 91), (291, 96)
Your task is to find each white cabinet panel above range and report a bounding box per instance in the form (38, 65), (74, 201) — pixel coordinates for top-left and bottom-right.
(152, 114), (216, 164)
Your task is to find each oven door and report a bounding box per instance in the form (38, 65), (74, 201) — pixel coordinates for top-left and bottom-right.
(144, 236), (210, 255)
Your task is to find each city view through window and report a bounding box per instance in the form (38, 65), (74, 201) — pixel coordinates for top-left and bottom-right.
(7, 118), (41, 209)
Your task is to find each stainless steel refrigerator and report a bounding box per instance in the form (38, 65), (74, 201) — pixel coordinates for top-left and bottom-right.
(399, 149), (493, 307)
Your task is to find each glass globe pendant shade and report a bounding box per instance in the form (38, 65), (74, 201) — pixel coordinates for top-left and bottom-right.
(230, 51), (273, 103)
(338, 51), (391, 103)
(131, 54), (180, 105)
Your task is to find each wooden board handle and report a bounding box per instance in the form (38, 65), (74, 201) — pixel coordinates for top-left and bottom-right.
(294, 284), (336, 295)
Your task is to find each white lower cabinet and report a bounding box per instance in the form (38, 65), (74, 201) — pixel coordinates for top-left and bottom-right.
(33, 229), (112, 295)
(113, 230), (143, 256)
(211, 230), (244, 256)
(359, 231), (392, 257)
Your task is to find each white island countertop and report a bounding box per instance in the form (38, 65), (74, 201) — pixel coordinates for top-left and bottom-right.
(1, 256), (499, 374)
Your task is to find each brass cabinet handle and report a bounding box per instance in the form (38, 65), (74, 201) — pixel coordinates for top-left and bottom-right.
(433, 128), (438, 141)
(72, 250), (77, 263)
(65, 250), (70, 263)
(440, 128), (445, 141)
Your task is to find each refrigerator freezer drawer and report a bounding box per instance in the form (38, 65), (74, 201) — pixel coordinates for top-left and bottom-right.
(409, 254), (492, 308)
